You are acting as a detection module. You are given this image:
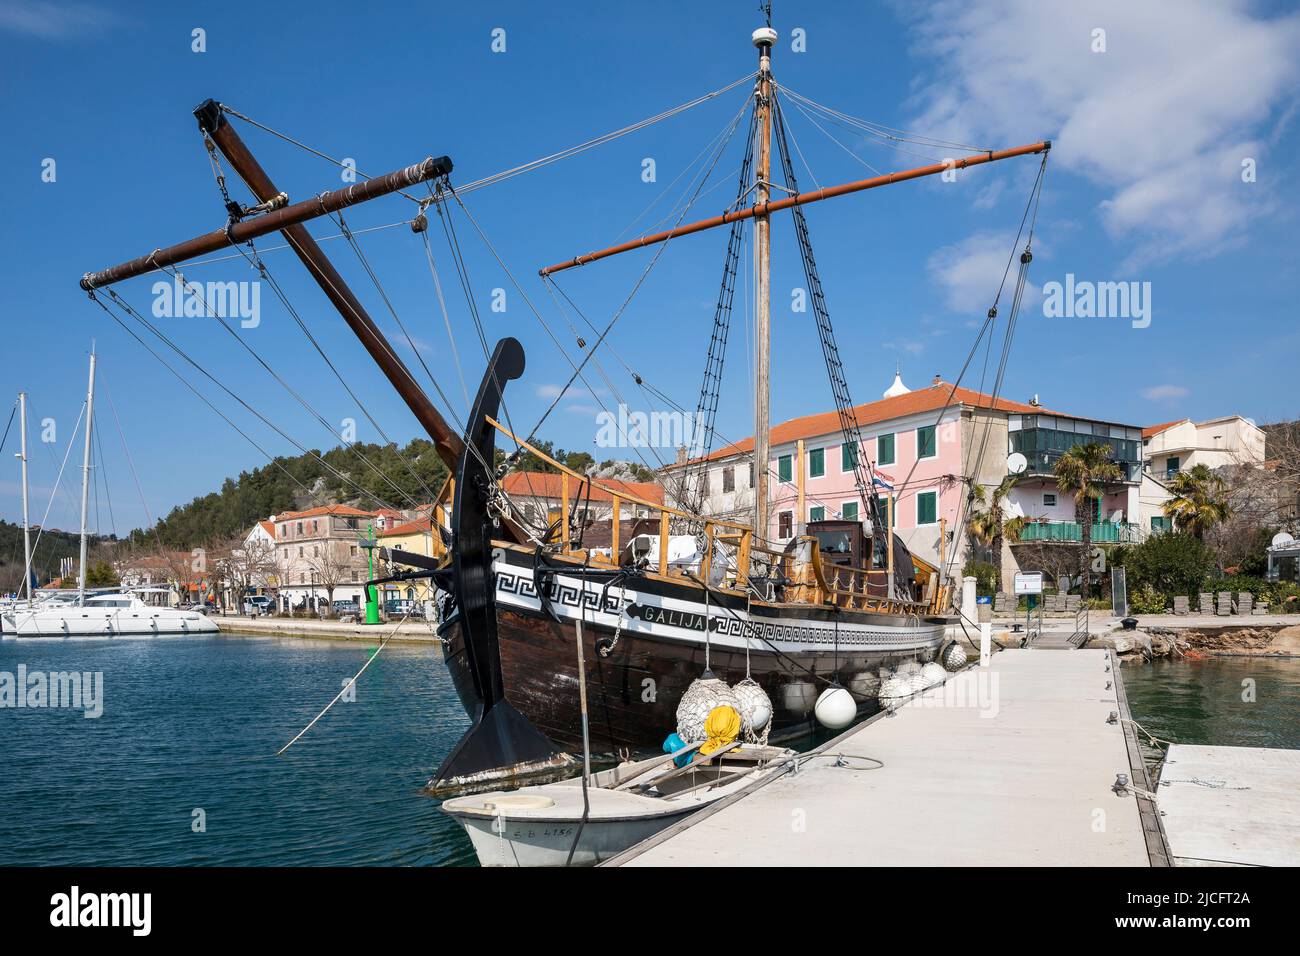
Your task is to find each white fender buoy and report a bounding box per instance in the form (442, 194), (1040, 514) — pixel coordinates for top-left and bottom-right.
(814, 686), (856, 730)
(731, 678), (773, 740)
(879, 676), (911, 700)
(942, 643), (968, 671)
(896, 659), (921, 678)
(921, 662), (947, 687)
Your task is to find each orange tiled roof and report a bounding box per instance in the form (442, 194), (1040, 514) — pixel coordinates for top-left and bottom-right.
(502, 471), (664, 505)
(671, 382), (1057, 467)
(275, 504), (380, 521)
(378, 517), (434, 538)
(1142, 419), (1189, 439)
(257, 520), (275, 536)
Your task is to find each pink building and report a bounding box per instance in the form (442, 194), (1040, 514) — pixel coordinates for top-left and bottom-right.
(666, 370), (1145, 591)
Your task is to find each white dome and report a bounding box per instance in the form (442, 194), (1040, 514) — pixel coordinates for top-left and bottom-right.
(883, 368), (910, 399)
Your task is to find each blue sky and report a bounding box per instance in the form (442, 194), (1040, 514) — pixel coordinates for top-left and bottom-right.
(2, 0), (1298, 533)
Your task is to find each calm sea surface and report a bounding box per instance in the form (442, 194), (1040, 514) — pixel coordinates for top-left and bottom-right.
(1123, 656), (1300, 761)
(3, 635), (1296, 866)
(1, 633), (477, 866)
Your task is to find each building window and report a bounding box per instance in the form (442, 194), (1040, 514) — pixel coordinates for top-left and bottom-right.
(312, 546), (319, 557)
(1166, 456), (1180, 478)
(296, 521), (303, 534)
(808, 447), (825, 478)
(777, 454), (792, 483)
(841, 442), (858, 472)
(311, 520), (318, 534)
(917, 491), (938, 525)
(350, 545), (358, 556)
(748, 461), (755, 487)
(842, 501), (859, 521)
(1151, 515), (1169, 532)
(877, 433), (895, 466)
(1043, 493), (1057, 507)
(350, 571), (359, 582)
(298, 546), (304, 557)
(778, 511), (792, 538)
(917, 425), (937, 460)
(702, 471), (711, 496)
(722, 465), (735, 493)
(877, 494), (894, 524)
(809, 505), (825, 522)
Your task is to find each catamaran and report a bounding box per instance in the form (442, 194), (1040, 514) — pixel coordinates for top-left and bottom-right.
(1, 352), (219, 638)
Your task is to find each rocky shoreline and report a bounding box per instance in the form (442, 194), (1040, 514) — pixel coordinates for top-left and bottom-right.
(1097, 623), (1300, 665)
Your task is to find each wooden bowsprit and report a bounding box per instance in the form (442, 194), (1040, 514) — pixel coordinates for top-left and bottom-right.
(81, 99), (467, 474)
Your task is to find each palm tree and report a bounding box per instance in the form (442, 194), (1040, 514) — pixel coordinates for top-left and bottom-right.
(1053, 442), (1124, 594)
(1163, 464), (1231, 539)
(967, 475), (1027, 589)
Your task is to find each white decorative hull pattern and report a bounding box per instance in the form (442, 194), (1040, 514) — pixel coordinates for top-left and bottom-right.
(489, 553), (946, 656)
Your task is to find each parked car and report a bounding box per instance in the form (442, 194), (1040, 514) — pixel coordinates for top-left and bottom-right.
(243, 595), (273, 614)
(331, 599), (361, 616)
(384, 598), (424, 620)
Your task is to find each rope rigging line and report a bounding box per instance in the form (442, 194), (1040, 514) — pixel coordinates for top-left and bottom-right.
(18, 401), (85, 591)
(526, 92), (752, 448)
(101, 374), (172, 559)
(770, 91), (885, 549)
(776, 85), (994, 156)
(219, 72), (757, 205)
(234, 236), (446, 505)
(92, 287), (414, 516)
(155, 260), (428, 513)
(683, 106), (760, 515)
(88, 293), (319, 508)
(445, 186), (685, 486)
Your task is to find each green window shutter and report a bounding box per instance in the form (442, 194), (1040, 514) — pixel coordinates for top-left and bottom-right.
(842, 501), (859, 521)
(917, 491), (937, 525)
(777, 455), (792, 482)
(841, 442), (858, 472)
(809, 447), (825, 478)
(917, 425), (937, 459)
(877, 433), (895, 465)
(809, 505), (825, 522)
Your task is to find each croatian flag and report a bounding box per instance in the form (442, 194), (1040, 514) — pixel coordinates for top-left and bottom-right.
(872, 472), (895, 492)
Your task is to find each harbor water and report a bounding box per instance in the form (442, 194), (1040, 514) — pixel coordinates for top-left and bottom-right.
(3, 635), (1297, 866)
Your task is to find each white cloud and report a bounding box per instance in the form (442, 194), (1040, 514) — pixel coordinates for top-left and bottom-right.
(1142, 384), (1190, 402)
(899, 0), (1300, 264)
(927, 231), (1042, 314)
(0, 1), (115, 39)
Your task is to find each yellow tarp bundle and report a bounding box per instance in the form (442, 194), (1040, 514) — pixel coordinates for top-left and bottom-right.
(699, 705), (741, 756)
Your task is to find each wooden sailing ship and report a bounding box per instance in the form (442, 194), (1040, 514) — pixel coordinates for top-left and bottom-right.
(80, 20), (1049, 793)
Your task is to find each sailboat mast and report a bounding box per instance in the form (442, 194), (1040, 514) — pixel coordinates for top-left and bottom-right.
(752, 25), (776, 541)
(77, 350), (96, 606)
(18, 391), (32, 601)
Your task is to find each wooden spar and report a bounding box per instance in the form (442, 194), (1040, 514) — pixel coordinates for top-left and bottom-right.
(80, 156), (451, 292)
(753, 28), (774, 542)
(80, 99), (467, 473)
(539, 140), (1051, 276)
(197, 101), (470, 472)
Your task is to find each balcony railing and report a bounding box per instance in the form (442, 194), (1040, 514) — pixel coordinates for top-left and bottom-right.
(1016, 520), (1141, 544)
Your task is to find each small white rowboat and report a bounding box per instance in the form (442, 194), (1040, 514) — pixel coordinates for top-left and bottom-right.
(440, 741), (794, 867)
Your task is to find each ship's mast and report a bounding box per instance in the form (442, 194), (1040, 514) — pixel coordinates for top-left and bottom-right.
(77, 348), (96, 606)
(18, 391), (32, 601)
(752, 25), (776, 541)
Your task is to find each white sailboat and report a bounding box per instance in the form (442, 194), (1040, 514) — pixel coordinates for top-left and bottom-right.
(1, 351), (218, 638)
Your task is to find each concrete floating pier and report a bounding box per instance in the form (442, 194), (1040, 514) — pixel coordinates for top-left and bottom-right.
(610, 648), (1165, 867)
(1158, 745), (1300, 866)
